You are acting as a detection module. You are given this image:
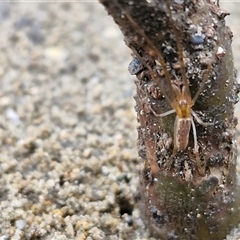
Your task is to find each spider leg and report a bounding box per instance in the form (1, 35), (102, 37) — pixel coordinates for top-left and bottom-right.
(191, 110), (214, 127)
(191, 115), (206, 176)
(149, 106), (175, 117)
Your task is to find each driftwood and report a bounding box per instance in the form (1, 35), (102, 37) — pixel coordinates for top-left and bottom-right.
(99, 0), (240, 239)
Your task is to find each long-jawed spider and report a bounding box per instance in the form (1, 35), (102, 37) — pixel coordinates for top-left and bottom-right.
(126, 0), (217, 175)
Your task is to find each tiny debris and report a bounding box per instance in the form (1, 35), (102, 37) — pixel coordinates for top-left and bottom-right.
(128, 57), (144, 75)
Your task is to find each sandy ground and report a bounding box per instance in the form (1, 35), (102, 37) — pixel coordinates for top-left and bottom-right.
(0, 1), (239, 240)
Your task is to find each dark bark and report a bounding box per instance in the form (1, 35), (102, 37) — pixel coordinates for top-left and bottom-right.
(99, 0), (240, 239)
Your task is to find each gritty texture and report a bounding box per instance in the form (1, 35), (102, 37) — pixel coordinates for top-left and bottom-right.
(0, 1), (239, 240)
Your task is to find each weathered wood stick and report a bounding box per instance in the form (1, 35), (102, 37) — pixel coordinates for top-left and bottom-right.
(99, 0), (240, 239)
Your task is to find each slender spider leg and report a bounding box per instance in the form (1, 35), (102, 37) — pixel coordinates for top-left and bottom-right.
(149, 107), (176, 117)
(192, 63), (212, 104)
(190, 109), (213, 175)
(190, 117), (205, 175)
(191, 110), (214, 127)
(165, 0), (190, 96)
(165, 1), (214, 107)
(125, 13), (175, 103)
(129, 45), (172, 105)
